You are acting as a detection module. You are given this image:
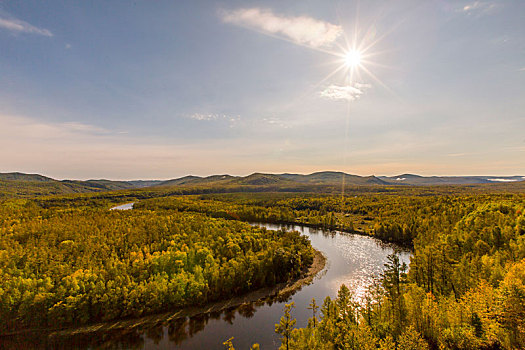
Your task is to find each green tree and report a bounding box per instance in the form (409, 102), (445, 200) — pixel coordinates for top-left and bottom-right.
(382, 252), (407, 337)
(276, 302), (296, 350)
(307, 298), (319, 328)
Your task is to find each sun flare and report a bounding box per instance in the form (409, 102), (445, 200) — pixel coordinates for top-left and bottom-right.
(344, 49), (361, 68)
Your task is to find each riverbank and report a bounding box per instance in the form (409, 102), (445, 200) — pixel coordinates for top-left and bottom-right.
(251, 219), (413, 249)
(2, 249), (325, 339)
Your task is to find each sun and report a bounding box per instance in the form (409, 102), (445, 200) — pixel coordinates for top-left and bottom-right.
(344, 49), (362, 68)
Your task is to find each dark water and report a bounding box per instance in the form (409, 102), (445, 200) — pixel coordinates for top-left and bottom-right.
(2, 223), (410, 350)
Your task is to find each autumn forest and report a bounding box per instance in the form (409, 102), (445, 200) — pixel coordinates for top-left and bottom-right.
(0, 176), (523, 349)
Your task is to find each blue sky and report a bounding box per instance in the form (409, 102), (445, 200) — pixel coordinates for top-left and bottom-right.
(1, 0), (524, 179)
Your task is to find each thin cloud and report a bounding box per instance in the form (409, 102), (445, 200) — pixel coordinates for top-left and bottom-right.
(446, 152), (484, 157)
(448, 152), (468, 157)
(459, 1), (499, 16)
(519, 67), (525, 72)
(220, 8), (342, 48)
(189, 113), (240, 127)
(320, 83), (371, 102)
(262, 116), (289, 129)
(0, 13), (53, 37)
(61, 122), (109, 134)
(190, 113), (220, 121)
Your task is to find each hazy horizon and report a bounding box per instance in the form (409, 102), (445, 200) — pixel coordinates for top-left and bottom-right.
(1, 1), (524, 179)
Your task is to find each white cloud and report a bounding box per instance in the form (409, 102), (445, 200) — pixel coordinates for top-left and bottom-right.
(486, 178), (518, 182)
(0, 14), (53, 36)
(190, 113), (220, 121)
(189, 113), (240, 127)
(459, 1), (499, 16)
(221, 8), (342, 48)
(320, 83), (371, 101)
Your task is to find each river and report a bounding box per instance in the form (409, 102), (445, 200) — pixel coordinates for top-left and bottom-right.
(161, 223), (411, 349)
(3, 221), (410, 349)
(110, 202), (135, 210)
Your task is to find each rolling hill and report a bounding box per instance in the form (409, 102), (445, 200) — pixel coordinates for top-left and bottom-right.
(155, 171), (390, 188)
(0, 172), (55, 182)
(280, 171), (387, 185)
(0, 171), (523, 199)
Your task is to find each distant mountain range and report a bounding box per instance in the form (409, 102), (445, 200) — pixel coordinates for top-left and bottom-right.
(378, 174), (525, 185)
(1, 171), (524, 194)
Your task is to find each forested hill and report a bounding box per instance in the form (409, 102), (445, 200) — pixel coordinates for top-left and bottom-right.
(0, 175), (132, 198)
(1, 171), (524, 199)
(0, 172), (55, 182)
(0, 173), (165, 198)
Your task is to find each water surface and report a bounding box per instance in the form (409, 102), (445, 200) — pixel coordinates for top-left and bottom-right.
(110, 202), (135, 210)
